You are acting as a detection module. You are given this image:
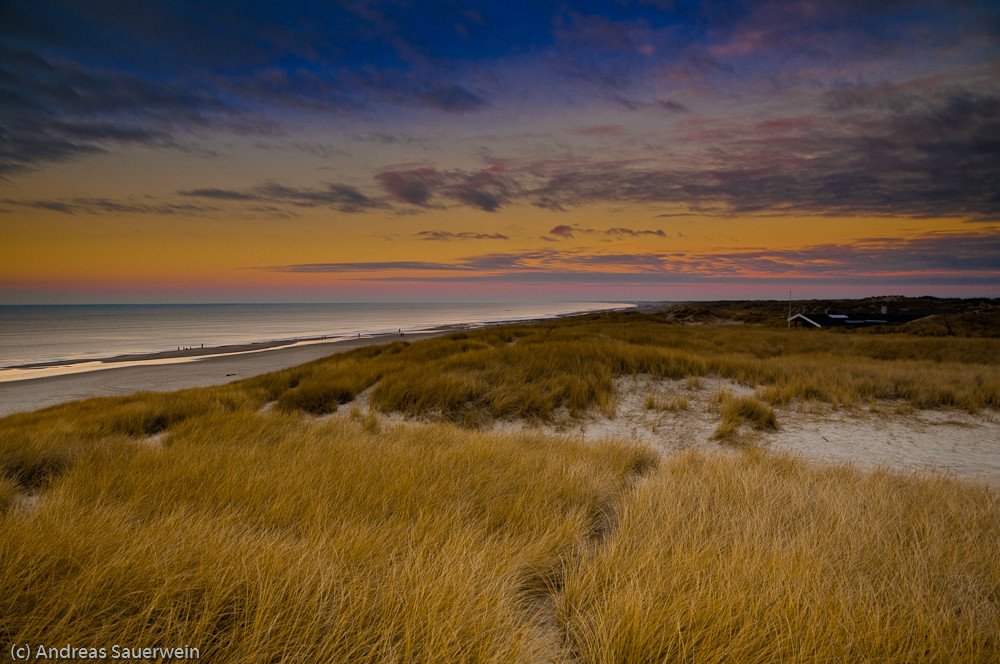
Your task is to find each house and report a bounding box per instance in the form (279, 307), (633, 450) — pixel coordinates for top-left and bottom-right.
(788, 312), (932, 329)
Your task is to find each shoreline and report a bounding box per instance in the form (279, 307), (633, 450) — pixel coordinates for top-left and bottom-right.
(0, 305), (640, 418)
(0, 329), (450, 418)
(5, 321), (474, 372)
(2, 303), (644, 376)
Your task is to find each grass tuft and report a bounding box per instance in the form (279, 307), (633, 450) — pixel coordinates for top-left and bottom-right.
(645, 394), (690, 411)
(711, 390), (779, 441)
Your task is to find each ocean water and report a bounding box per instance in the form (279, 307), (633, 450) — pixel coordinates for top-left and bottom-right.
(0, 302), (627, 369)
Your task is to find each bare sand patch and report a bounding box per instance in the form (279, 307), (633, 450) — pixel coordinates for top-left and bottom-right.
(343, 374), (1000, 486)
(769, 405), (999, 486)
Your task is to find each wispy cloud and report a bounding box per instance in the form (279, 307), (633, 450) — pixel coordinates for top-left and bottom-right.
(544, 224), (667, 241)
(179, 182), (382, 213)
(261, 231), (999, 286)
(2, 196), (217, 216)
(0, 44), (229, 175)
(416, 230), (509, 241)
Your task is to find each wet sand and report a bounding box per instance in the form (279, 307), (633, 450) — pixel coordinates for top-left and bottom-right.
(0, 330), (447, 418)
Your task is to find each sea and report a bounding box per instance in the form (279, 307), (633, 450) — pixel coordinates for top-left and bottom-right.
(0, 302), (629, 372)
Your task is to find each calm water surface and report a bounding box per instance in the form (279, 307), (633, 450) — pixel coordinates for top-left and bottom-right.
(0, 302), (628, 368)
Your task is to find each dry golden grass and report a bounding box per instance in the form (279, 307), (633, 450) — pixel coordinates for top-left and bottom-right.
(711, 389), (779, 441)
(560, 449), (1000, 663)
(645, 394), (689, 412)
(1, 407), (656, 662)
(1, 311), (998, 662)
(266, 311), (997, 422)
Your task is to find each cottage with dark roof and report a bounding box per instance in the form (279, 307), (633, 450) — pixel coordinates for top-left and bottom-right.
(788, 312), (932, 329)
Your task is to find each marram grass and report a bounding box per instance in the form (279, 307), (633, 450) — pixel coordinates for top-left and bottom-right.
(559, 449), (1000, 663)
(267, 310), (997, 422)
(1, 311), (998, 662)
(1, 410), (656, 663)
(711, 389), (779, 441)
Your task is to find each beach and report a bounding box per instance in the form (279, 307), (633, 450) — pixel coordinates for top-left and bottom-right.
(0, 330), (447, 418)
(1, 302), (637, 417)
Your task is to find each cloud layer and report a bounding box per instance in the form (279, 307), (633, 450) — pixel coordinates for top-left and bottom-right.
(3, 1), (999, 300)
(266, 231), (1000, 287)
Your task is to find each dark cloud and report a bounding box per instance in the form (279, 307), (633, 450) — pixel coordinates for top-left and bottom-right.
(375, 167), (441, 206)
(543, 224), (667, 240)
(442, 168), (515, 212)
(0, 44), (228, 174)
(255, 183), (376, 211)
(271, 261), (476, 274)
(508, 88), (1000, 219)
(173, 83), (1000, 221)
(736, 233), (1000, 275)
(2, 196), (217, 216)
(180, 188), (258, 201)
(0, 2), (507, 175)
(180, 182), (381, 213)
(416, 231), (509, 241)
(376, 165), (515, 212)
(605, 227), (667, 237)
(353, 132), (419, 145)
(267, 250), (564, 275)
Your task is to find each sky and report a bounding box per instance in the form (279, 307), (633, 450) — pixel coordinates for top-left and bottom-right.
(1, 0), (999, 304)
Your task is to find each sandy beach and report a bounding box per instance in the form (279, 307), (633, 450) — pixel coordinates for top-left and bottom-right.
(0, 330), (447, 418)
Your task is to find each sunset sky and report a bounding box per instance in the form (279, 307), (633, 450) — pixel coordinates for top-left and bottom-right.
(2, 0), (998, 303)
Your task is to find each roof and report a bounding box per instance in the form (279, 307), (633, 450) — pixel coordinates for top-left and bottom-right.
(788, 313), (933, 328)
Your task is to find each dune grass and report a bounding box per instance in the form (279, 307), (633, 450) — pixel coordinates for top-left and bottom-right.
(278, 311), (998, 423)
(711, 390), (779, 441)
(1, 407), (656, 662)
(559, 449), (1000, 663)
(1, 311), (998, 662)
(645, 394), (689, 412)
